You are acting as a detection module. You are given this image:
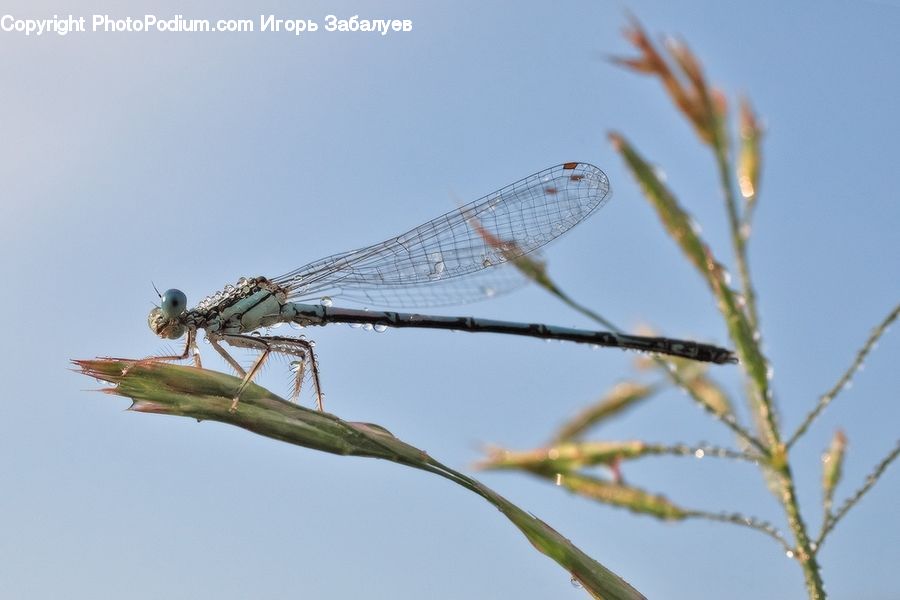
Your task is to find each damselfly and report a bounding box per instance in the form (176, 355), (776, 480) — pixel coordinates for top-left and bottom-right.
(143, 162), (736, 411)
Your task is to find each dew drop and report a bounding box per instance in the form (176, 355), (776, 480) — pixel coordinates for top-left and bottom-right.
(652, 164), (668, 182)
(290, 322), (305, 330)
(320, 296), (334, 307)
(349, 322), (363, 329)
(373, 323), (388, 333)
(694, 449), (705, 459)
(766, 364), (775, 380)
(785, 550), (794, 559)
(251, 331), (261, 337)
(289, 360), (303, 373)
(363, 323), (374, 331)
(555, 473), (563, 486)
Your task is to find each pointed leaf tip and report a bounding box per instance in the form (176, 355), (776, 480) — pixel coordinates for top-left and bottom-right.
(822, 429), (848, 502)
(738, 97), (763, 203)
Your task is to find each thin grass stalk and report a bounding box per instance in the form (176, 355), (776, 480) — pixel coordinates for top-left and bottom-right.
(815, 439), (900, 550)
(788, 303), (900, 448)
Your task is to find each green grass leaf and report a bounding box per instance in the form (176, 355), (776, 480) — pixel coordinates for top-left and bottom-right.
(552, 382), (658, 443)
(74, 358), (646, 600)
(609, 132), (771, 438)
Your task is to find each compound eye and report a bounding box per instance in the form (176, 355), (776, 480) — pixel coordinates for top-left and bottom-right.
(160, 289), (188, 319)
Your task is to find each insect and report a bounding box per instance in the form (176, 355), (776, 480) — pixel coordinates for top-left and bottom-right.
(144, 162), (735, 411)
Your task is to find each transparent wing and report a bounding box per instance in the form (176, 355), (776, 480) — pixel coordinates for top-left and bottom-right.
(288, 259), (534, 307)
(271, 162), (611, 308)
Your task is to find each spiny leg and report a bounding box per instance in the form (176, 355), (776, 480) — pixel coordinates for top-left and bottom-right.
(230, 346), (271, 413)
(221, 334), (325, 413)
(190, 336), (202, 368)
(108, 329), (198, 374)
(289, 355), (306, 403)
(301, 338), (324, 411)
(208, 336), (247, 377)
(158, 328), (197, 364)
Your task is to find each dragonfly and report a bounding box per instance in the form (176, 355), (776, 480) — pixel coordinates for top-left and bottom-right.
(143, 162), (736, 412)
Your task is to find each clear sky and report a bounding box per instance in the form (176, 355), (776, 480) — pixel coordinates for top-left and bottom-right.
(2, 1), (898, 598)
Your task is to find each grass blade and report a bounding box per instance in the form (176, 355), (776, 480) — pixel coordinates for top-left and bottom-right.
(74, 358), (645, 600)
(609, 132), (773, 442)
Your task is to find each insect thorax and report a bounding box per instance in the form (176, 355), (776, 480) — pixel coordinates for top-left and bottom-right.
(187, 276), (288, 331)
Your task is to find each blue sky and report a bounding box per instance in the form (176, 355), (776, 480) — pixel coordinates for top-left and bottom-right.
(2, 1), (898, 598)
